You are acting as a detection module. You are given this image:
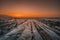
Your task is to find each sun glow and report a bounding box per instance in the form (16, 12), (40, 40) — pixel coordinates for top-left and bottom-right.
(0, 1), (60, 18)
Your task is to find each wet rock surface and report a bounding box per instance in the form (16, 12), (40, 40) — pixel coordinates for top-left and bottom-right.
(0, 16), (60, 40)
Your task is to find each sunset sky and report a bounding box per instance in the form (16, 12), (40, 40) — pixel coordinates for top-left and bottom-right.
(0, 0), (60, 18)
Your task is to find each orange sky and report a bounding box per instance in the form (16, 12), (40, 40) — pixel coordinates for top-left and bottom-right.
(0, 1), (60, 18)
(0, 10), (59, 18)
